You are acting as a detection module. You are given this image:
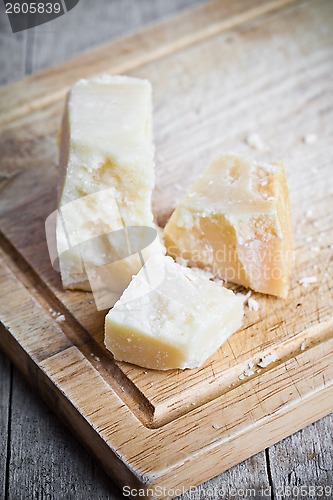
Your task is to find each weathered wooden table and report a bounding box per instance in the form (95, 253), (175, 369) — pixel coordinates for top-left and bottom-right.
(0, 0), (332, 498)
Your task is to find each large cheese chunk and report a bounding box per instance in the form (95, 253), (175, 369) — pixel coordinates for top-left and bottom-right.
(56, 75), (163, 308)
(104, 255), (244, 370)
(164, 153), (292, 298)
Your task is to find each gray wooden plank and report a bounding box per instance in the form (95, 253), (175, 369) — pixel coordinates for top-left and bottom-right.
(178, 454), (271, 500)
(0, 0), (27, 85)
(7, 367), (121, 500)
(0, 2), (28, 497)
(0, 351), (11, 500)
(7, 364), (271, 500)
(30, 0), (209, 72)
(267, 414), (333, 500)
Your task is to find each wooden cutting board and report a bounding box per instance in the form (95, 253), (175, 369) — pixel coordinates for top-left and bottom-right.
(1, 0), (333, 497)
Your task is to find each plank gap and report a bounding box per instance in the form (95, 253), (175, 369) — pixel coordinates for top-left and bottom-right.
(264, 448), (275, 500)
(4, 363), (13, 500)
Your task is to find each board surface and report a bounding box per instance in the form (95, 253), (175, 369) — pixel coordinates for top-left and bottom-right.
(1, 0), (333, 497)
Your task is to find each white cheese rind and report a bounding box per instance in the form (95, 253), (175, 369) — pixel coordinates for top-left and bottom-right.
(104, 255), (244, 370)
(56, 75), (163, 305)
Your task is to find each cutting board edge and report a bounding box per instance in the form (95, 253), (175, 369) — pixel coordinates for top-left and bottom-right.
(1, 245), (333, 495)
(1, 317), (333, 500)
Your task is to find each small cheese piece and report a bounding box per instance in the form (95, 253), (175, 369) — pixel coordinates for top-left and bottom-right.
(104, 255), (244, 370)
(164, 153), (292, 298)
(56, 75), (163, 307)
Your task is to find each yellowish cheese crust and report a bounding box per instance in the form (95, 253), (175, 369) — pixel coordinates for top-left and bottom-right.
(164, 153), (293, 298)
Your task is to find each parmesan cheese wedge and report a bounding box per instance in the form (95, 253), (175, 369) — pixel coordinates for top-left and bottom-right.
(164, 153), (292, 298)
(56, 75), (163, 307)
(104, 255), (244, 370)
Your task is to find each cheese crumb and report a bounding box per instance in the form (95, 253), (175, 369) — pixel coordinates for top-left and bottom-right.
(55, 314), (65, 323)
(311, 246), (320, 253)
(175, 256), (189, 267)
(238, 373), (246, 380)
(243, 368), (255, 377)
(246, 133), (270, 152)
(298, 276), (317, 286)
(212, 424), (220, 429)
(248, 297), (259, 311)
(212, 277), (224, 286)
(241, 361), (256, 378)
(300, 342), (306, 351)
(303, 133), (317, 145)
(236, 290), (252, 304)
(258, 352), (279, 368)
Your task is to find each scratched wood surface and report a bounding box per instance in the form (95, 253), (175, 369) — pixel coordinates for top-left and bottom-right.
(0, 0), (333, 498)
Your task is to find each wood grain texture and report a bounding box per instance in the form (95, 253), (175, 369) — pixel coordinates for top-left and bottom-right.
(0, 3), (26, 496)
(0, 0), (298, 127)
(179, 454), (271, 499)
(30, 0), (209, 73)
(0, 352), (11, 500)
(0, 0), (27, 85)
(0, 0), (333, 497)
(1, 284), (332, 497)
(268, 414), (333, 498)
(0, 0), (27, 197)
(7, 368), (121, 500)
